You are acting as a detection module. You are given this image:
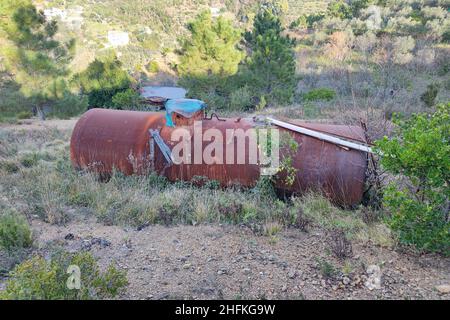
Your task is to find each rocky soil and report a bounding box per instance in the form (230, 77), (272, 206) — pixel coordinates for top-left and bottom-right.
(7, 215), (446, 300)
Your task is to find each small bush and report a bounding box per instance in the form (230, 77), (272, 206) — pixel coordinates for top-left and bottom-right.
(0, 212), (32, 251)
(290, 15), (308, 30)
(329, 228), (353, 259)
(111, 89), (142, 110)
(138, 33), (161, 51)
(0, 251), (127, 300)
(147, 60), (159, 73)
(294, 207), (310, 231)
(316, 258), (336, 279)
(16, 111), (32, 120)
(438, 61), (449, 76)
(310, 13), (327, 29)
(442, 30), (450, 43)
(0, 79), (34, 120)
(303, 88), (336, 101)
(293, 193), (366, 238)
(0, 160), (19, 173)
(179, 74), (231, 110)
(263, 221), (283, 237)
(229, 86), (253, 110)
(49, 92), (88, 119)
(361, 208), (381, 225)
(253, 176), (277, 201)
(420, 83), (439, 108)
(303, 102), (321, 118)
(20, 153), (38, 168)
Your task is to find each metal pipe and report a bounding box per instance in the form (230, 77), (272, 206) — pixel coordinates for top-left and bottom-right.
(267, 117), (374, 153)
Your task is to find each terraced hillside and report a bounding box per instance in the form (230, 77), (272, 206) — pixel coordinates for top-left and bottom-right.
(34, 0), (330, 74)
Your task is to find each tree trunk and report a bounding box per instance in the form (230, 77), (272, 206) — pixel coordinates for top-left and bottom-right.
(36, 104), (46, 121)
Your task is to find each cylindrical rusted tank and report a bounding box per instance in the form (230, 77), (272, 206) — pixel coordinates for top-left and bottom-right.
(70, 109), (166, 176)
(273, 121), (367, 206)
(70, 108), (367, 206)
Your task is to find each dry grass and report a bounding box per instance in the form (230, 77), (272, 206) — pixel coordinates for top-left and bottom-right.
(292, 192), (394, 248)
(0, 125), (394, 251)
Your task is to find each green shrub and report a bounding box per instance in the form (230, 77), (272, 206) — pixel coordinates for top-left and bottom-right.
(16, 111), (32, 120)
(179, 74), (231, 110)
(290, 15), (307, 30)
(303, 102), (321, 118)
(442, 30), (450, 43)
(348, 0), (373, 17)
(0, 212), (32, 251)
(49, 92), (88, 119)
(438, 61), (449, 76)
(420, 83), (439, 108)
(0, 251), (127, 300)
(0, 160), (19, 173)
(256, 95), (267, 111)
(147, 60), (159, 73)
(327, 0), (352, 20)
(22, 152), (54, 166)
(294, 193), (366, 237)
(316, 258), (337, 278)
(229, 86), (253, 110)
(87, 89), (124, 108)
(375, 103), (450, 255)
(137, 32), (161, 51)
(20, 153), (38, 168)
(0, 78), (34, 119)
(111, 89), (142, 110)
(73, 55), (132, 108)
(305, 13), (326, 29)
(303, 88), (336, 101)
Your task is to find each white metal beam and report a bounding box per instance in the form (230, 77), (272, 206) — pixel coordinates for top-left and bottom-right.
(266, 117), (374, 154)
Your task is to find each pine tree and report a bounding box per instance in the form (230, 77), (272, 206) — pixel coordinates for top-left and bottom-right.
(178, 10), (243, 77)
(73, 55), (132, 108)
(245, 4), (296, 105)
(0, 0), (75, 119)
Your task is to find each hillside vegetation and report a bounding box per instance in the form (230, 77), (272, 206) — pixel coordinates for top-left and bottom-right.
(0, 0), (447, 120)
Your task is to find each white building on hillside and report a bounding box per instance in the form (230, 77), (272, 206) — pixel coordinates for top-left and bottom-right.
(43, 6), (84, 30)
(43, 8), (67, 20)
(107, 31), (129, 47)
(210, 7), (221, 17)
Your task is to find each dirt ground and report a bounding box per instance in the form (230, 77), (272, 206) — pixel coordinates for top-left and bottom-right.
(26, 215), (448, 300)
(0, 118), (449, 300)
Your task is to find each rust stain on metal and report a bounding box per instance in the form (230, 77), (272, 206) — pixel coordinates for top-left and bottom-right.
(273, 123), (367, 206)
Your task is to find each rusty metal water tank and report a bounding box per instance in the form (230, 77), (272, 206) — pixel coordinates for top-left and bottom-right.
(70, 108), (368, 206)
(70, 109), (166, 176)
(273, 120), (367, 206)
